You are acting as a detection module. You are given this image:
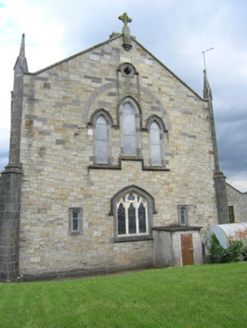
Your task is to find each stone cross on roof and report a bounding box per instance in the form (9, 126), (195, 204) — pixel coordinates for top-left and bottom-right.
(118, 13), (132, 51)
(118, 12), (132, 27)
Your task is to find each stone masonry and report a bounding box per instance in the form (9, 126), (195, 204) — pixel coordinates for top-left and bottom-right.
(1, 18), (230, 281)
(227, 183), (247, 222)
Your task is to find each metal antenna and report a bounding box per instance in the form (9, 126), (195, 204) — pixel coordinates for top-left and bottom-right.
(202, 47), (214, 71)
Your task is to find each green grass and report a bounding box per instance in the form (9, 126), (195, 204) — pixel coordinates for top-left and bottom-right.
(0, 262), (247, 328)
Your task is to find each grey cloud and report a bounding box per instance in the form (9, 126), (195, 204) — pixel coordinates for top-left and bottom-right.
(1, 0), (246, 186)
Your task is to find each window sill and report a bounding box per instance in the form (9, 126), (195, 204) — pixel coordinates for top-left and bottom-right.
(88, 164), (121, 170)
(68, 231), (83, 236)
(142, 166), (170, 171)
(88, 159), (170, 172)
(120, 156), (143, 161)
(114, 235), (153, 243)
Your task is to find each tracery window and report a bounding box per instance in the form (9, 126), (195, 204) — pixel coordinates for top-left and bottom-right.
(110, 186), (155, 242)
(117, 192), (148, 236)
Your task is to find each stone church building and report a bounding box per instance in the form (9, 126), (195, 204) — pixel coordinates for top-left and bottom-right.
(0, 14), (230, 282)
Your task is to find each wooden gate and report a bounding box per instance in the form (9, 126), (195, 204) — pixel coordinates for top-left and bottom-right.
(181, 233), (194, 266)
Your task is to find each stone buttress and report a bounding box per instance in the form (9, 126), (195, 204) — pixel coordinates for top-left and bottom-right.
(0, 35), (27, 281)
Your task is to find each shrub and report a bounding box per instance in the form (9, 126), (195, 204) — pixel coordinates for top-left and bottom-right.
(208, 233), (225, 264)
(224, 240), (243, 263)
(208, 233), (243, 264)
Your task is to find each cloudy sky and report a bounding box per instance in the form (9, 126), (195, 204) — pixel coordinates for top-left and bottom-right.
(0, 0), (246, 191)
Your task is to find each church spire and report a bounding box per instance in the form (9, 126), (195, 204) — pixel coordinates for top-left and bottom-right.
(14, 34), (28, 73)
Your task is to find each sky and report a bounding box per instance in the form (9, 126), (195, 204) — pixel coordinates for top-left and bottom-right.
(0, 0), (246, 191)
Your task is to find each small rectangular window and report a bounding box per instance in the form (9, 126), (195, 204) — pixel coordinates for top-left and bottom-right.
(180, 208), (186, 225)
(68, 207), (83, 235)
(72, 211), (79, 231)
(177, 205), (188, 226)
(229, 206), (235, 223)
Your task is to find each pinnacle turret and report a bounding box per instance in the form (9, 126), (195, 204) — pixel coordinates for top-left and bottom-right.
(203, 69), (213, 115)
(14, 34), (28, 73)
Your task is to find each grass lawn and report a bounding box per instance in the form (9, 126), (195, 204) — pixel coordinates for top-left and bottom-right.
(0, 262), (246, 328)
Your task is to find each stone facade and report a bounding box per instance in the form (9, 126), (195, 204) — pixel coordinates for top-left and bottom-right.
(0, 23), (230, 281)
(226, 183), (247, 222)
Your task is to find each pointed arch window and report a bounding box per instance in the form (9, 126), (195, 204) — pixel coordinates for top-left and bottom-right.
(90, 109), (113, 166)
(147, 116), (166, 168)
(96, 115), (108, 163)
(110, 186), (155, 242)
(117, 192), (148, 236)
(122, 102), (137, 156)
(119, 97), (141, 158)
(150, 122), (162, 166)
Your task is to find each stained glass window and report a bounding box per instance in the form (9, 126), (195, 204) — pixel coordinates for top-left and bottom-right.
(116, 192), (148, 236)
(150, 122), (162, 166)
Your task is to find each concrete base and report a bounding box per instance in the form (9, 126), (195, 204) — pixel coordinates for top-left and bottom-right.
(152, 226), (203, 268)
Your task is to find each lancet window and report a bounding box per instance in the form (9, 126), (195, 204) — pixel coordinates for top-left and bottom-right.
(147, 115), (166, 167)
(96, 115), (108, 163)
(150, 121), (162, 166)
(90, 109), (113, 165)
(120, 97), (141, 157)
(122, 103), (137, 155)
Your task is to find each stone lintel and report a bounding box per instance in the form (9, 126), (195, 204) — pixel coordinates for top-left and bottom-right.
(152, 226), (202, 232)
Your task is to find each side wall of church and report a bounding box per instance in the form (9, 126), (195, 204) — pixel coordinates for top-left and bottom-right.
(226, 183), (247, 222)
(18, 36), (218, 276)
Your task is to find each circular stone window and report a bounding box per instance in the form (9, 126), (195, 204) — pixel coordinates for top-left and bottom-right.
(119, 63), (136, 77)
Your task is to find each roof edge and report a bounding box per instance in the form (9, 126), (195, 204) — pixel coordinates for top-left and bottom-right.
(131, 37), (206, 102)
(226, 181), (247, 194)
(24, 33), (123, 76)
(24, 33), (207, 102)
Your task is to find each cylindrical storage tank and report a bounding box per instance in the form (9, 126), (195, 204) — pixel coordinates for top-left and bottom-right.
(205, 223), (247, 252)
